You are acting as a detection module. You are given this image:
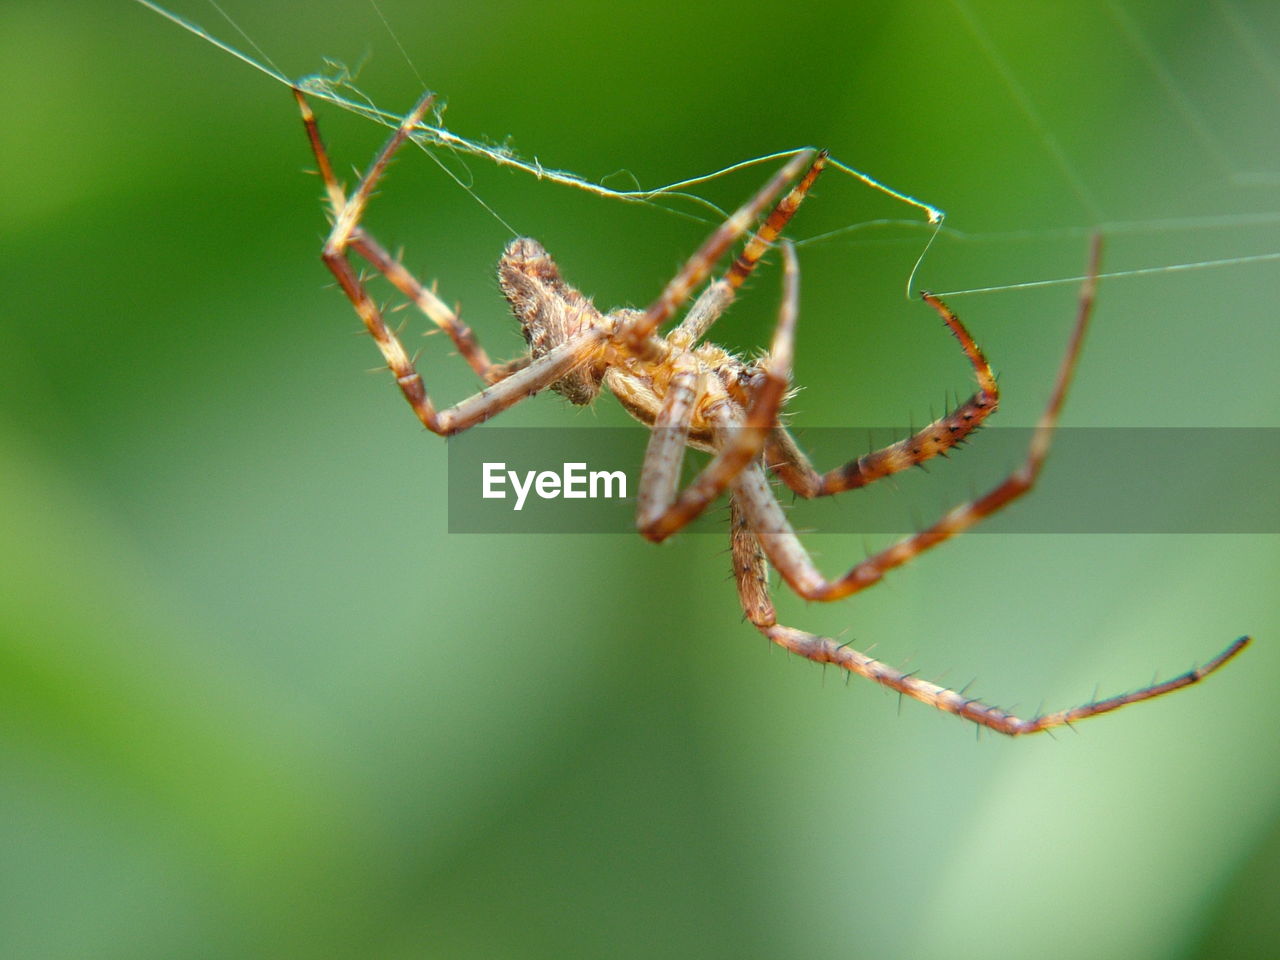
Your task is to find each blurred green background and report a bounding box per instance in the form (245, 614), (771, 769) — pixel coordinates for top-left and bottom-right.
(3, 1), (1278, 957)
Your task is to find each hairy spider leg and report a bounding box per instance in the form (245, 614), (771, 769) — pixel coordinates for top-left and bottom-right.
(730, 491), (1248, 735)
(740, 238), (1101, 601)
(765, 281), (1002, 498)
(295, 89), (517, 381)
(294, 88), (601, 434)
(620, 150), (822, 356)
(726, 235), (1250, 730)
(637, 242), (800, 541)
(632, 151), (829, 541)
(673, 152), (828, 346)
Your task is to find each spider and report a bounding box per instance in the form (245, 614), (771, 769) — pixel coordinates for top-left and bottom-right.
(294, 87), (1248, 736)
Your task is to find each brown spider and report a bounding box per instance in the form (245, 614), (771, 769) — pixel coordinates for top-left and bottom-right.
(294, 88), (1248, 736)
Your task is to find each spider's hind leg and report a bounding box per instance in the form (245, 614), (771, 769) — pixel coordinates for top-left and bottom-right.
(729, 237), (1248, 732)
(294, 88), (534, 422)
(729, 496), (1250, 735)
(741, 239), (1104, 604)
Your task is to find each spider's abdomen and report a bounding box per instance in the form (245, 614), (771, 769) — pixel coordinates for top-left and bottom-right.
(498, 238), (604, 405)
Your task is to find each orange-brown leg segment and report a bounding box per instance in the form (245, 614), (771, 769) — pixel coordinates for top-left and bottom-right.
(673, 152), (828, 346)
(621, 149), (822, 356)
(294, 88), (517, 385)
(729, 236), (1250, 732)
(743, 238), (1099, 602)
(347, 231), (499, 382)
(730, 496), (1249, 735)
(636, 243), (800, 542)
(766, 290), (1000, 499)
(294, 89), (559, 432)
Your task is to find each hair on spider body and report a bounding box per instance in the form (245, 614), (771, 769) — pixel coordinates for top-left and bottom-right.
(496, 235), (779, 454)
(498, 237), (611, 406)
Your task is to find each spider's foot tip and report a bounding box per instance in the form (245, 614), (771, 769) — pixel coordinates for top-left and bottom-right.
(1204, 636), (1252, 674)
(1224, 635), (1252, 654)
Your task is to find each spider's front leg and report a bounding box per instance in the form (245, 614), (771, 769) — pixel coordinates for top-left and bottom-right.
(635, 243), (799, 542)
(626, 146), (827, 538)
(619, 149), (823, 356)
(631, 151), (828, 541)
(672, 151), (827, 346)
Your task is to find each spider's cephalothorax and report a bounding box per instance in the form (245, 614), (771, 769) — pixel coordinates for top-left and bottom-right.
(496, 235), (763, 451)
(295, 86), (1248, 736)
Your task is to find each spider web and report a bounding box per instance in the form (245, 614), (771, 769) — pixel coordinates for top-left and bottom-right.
(923, 0), (1280, 299)
(133, 0), (952, 296)
(132, 0), (1280, 312)
(132, 0), (943, 222)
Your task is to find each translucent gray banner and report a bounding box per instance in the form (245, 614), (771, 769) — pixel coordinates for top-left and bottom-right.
(446, 427), (1279, 534)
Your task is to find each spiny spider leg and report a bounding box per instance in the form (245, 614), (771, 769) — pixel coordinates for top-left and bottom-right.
(765, 284), (1001, 498)
(621, 150), (822, 355)
(730, 494), (1249, 735)
(347, 230), (500, 382)
(637, 242), (800, 541)
(672, 152), (827, 346)
(634, 153), (825, 539)
(294, 88), (599, 434)
(295, 88), (518, 384)
(730, 236), (1250, 732)
(294, 88), (347, 215)
(743, 239), (1101, 602)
